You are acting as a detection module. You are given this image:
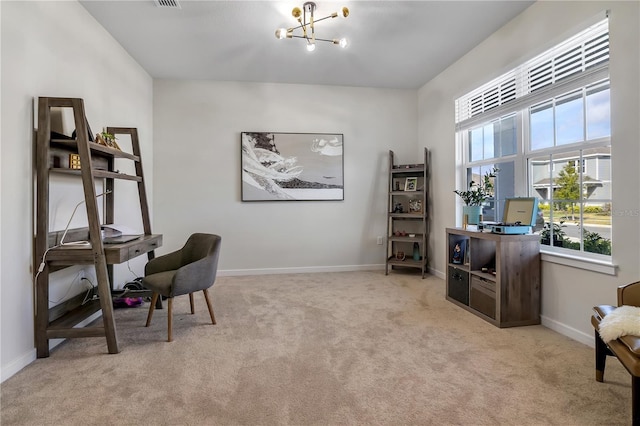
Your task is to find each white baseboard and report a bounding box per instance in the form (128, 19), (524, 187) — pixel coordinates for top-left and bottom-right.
(541, 314), (594, 347)
(1, 348), (36, 383)
(430, 267), (445, 280)
(1, 311), (102, 383)
(220, 264), (385, 276)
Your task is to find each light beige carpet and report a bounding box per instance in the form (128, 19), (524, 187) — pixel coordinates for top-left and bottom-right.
(0, 271), (632, 425)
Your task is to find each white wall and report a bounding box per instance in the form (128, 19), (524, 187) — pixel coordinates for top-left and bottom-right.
(153, 80), (417, 272)
(418, 1), (640, 344)
(0, 1), (153, 381)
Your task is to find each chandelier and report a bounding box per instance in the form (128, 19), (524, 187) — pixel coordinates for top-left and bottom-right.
(275, 2), (349, 52)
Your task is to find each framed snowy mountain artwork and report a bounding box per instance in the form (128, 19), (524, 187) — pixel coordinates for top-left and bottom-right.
(241, 132), (344, 201)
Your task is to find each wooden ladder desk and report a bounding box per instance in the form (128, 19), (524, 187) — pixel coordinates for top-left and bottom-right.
(35, 97), (161, 357)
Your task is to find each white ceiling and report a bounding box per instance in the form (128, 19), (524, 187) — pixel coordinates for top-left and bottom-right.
(80, 0), (534, 90)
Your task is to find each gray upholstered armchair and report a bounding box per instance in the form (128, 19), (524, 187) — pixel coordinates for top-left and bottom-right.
(143, 233), (222, 342)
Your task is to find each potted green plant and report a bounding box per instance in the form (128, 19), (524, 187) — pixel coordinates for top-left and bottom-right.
(454, 168), (499, 224)
(540, 221), (566, 247)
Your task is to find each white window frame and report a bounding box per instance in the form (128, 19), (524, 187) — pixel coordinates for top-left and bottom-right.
(454, 18), (615, 274)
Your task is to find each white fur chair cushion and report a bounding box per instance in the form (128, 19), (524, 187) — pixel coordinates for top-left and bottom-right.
(599, 305), (640, 343)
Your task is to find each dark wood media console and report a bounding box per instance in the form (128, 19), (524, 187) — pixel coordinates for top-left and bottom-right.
(446, 227), (541, 327)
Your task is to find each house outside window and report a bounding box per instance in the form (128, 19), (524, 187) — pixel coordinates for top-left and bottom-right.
(455, 18), (611, 261)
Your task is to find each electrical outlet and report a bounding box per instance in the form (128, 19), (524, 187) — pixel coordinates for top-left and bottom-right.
(377, 236), (384, 245)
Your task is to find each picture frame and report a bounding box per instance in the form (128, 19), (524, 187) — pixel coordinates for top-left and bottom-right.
(404, 177), (417, 191)
(452, 240), (466, 264)
(241, 132), (344, 201)
(71, 118), (95, 142)
(86, 118), (95, 143)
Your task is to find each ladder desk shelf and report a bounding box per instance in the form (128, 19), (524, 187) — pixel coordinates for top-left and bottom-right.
(35, 97), (161, 358)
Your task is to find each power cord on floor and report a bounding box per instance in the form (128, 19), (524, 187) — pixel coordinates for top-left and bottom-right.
(111, 288), (131, 299)
(126, 260), (141, 281)
(80, 277), (98, 305)
(46, 269), (84, 305)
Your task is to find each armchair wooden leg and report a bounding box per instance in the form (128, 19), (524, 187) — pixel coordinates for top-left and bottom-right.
(189, 293), (195, 314)
(633, 376), (639, 426)
(146, 293), (159, 327)
(595, 329), (608, 382)
(203, 288), (216, 325)
(168, 297), (173, 342)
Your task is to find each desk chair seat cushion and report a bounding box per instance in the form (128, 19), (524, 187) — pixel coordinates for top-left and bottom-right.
(142, 270), (177, 297)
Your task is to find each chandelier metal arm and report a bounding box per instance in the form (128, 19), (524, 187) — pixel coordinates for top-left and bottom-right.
(289, 35), (339, 44)
(287, 14), (336, 33)
(310, 14), (337, 24)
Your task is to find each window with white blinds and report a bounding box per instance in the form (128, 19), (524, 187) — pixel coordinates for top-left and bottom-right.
(454, 16), (613, 265)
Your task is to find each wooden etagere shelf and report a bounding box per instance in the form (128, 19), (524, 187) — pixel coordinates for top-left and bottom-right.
(385, 148), (430, 278)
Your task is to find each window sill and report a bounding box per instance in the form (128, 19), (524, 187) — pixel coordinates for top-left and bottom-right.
(540, 250), (617, 276)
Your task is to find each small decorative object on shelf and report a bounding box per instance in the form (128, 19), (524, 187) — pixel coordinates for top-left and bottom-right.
(409, 199), (422, 213)
(452, 241), (464, 264)
(393, 202), (404, 213)
(94, 133), (108, 146)
(69, 153), (81, 170)
(95, 129), (121, 150)
(395, 251), (405, 261)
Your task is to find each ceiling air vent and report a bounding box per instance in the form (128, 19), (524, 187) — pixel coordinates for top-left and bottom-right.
(154, 0), (181, 9)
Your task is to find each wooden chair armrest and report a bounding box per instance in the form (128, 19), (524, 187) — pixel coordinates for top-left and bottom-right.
(618, 281), (640, 307)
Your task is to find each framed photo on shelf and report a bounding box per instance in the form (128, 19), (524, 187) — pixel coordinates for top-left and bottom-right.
(452, 240), (466, 264)
(404, 177), (417, 191)
(408, 199), (422, 213)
